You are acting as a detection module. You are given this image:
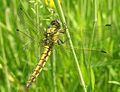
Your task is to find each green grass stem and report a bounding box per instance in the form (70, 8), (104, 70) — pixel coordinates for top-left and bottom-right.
(52, 49), (57, 92)
(53, 0), (87, 92)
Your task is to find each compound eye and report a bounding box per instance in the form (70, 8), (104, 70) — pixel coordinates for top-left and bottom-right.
(51, 20), (60, 28)
(51, 20), (59, 25)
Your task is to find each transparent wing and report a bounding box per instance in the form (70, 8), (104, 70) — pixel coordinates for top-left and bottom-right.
(17, 0), (59, 53)
(55, 23), (120, 67)
(17, 1), (53, 57)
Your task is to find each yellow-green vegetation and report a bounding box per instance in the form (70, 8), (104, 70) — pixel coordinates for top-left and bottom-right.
(0, 0), (120, 92)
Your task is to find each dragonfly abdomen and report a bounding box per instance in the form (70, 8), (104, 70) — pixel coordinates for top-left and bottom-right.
(26, 20), (61, 88)
(26, 45), (53, 88)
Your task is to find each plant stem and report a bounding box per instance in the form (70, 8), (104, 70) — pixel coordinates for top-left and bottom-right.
(53, 0), (87, 92)
(88, 0), (97, 91)
(0, 26), (11, 92)
(52, 49), (57, 92)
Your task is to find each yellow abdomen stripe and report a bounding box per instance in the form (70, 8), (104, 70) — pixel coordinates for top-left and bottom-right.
(26, 45), (53, 88)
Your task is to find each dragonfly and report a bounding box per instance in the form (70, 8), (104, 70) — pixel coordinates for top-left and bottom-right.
(17, 19), (112, 88)
(17, 20), (115, 89)
(17, 6), (118, 89)
(25, 19), (64, 88)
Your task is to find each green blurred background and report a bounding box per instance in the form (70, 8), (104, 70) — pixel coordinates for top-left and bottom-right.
(0, 0), (120, 92)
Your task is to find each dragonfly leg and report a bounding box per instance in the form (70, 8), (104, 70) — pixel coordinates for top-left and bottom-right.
(59, 29), (66, 34)
(57, 39), (63, 45)
(57, 39), (67, 45)
(63, 23), (68, 32)
(59, 23), (67, 34)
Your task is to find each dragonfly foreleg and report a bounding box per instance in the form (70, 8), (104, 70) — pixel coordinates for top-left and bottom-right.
(59, 29), (65, 34)
(62, 23), (68, 32)
(57, 39), (67, 45)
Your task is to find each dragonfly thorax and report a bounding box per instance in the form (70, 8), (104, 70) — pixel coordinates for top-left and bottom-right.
(44, 20), (61, 46)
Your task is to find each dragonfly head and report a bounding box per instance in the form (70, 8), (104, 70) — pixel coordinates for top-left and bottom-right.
(51, 20), (60, 29)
